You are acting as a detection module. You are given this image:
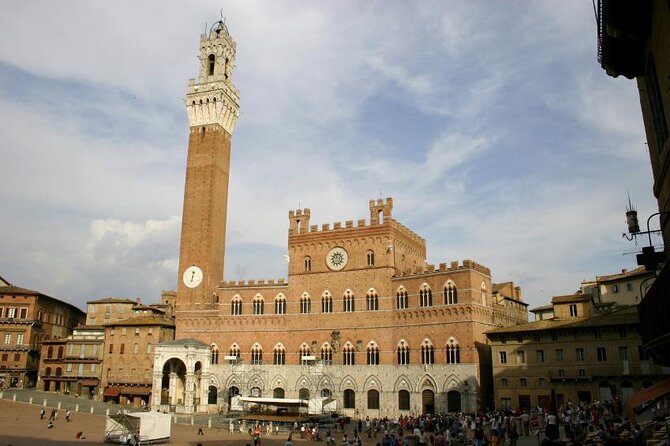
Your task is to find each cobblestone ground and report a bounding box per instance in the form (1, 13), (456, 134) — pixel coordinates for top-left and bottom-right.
(0, 389), (549, 446)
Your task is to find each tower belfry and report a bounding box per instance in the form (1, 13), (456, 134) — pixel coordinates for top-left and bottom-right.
(177, 20), (240, 308)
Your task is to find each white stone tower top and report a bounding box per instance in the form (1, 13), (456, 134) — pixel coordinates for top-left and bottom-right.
(185, 20), (240, 134)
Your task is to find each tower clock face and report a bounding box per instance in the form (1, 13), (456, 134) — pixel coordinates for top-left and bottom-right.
(326, 247), (349, 271)
(183, 265), (204, 288)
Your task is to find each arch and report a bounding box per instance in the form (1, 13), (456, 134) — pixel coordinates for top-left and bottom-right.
(208, 385), (218, 404)
(321, 388), (332, 397)
(227, 386), (240, 407)
(393, 374), (413, 392)
(444, 280), (458, 305)
(274, 293), (286, 315)
(421, 389), (435, 415)
(304, 256), (311, 272)
(366, 340), (380, 365)
(229, 343), (240, 359)
(398, 389), (410, 411)
(320, 342), (333, 364)
(45, 367), (52, 376)
(251, 343), (263, 365)
(366, 250), (375, 267)
(253, 294), (264, 315)
(299, 342), (311, 365)
(208, 54), (215, 76)
(343, 289), (355, 313)
(446, 338), (461, 364)
(273, 387), (285, 398)
(367, 389), (380, 409)
(210, 344), (219, 365)
(161, 358), (187, 406)
(417, 375), (437, 393)
(343, 342), (355, 365)
(421, 338), (435, 365)
(47, 346), (53, 358)
(273, 343), (286, 365)
(339, 375), (359, 392)
(57, 346), (63, 358)
(366, 288), (379, 311)
(363, 375), (381, 392)
(343, 389), (356, 409)
(447, 390), (461, 412)
(300, 292), (311, 314)
(396, 286), (408, 309)
(397, 339), (410, 365)
(299, 388), (310, 400)
(231, 295), (242, 315)
(419, 283), (433, 307)
(321, 290), (333, 313)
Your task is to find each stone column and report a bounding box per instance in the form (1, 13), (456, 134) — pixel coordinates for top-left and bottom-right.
(199, 376), (209, 413)
(184, 373), (195, 414)
(151, 371), (162, 410)
(169, 372), (178, 406)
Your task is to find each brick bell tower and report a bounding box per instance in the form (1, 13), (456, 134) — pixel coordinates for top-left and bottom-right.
(177, 20), (240, 307)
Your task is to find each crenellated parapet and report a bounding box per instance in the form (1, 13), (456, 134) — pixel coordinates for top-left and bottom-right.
(393, 259), (491, 278)
(220, 278), (288, 289)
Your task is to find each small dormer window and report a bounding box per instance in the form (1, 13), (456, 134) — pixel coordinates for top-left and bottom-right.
(208, 54), (215, 76)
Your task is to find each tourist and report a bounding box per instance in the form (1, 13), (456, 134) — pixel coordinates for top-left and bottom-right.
(65, 410), (71, 422)
(40, 407), (45, 419)
(197, 425), (204, 435)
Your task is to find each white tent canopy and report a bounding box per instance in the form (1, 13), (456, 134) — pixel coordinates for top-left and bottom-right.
(104, 411), (171, 444)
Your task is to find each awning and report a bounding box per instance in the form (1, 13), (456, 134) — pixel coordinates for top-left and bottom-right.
(80, 379), (99, 387)
(121, 386), (152, 396)
(239, 396), (309, 406)
(626, 377), (670, 412)
(103, 386), (123, 397)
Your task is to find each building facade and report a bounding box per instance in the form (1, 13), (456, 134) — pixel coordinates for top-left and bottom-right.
(597, 0), (670, 365)
(152, 20), (528, 416)
(102, 305), (174, 407)
(487, 293), (669, 414)
(0, 280), (85, 388)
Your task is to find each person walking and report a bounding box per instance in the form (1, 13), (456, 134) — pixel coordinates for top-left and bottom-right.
(48, 408), (56, 421)
(197, 425), (204, 435)
(40, 407), (45, 419)
(65, 409), (71, 422)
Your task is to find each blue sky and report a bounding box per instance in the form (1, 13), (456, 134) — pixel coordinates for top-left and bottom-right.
(0, 1), (659, 311)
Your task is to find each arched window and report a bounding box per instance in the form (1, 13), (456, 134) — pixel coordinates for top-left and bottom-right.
(57, 346), (63, 358)
(274, 388), (285, 398)
(322, 291), (333, 313)
(421, 339), (435, 365)
(367, 342), (379, 365)
(273, 344), (285, 365)
(274, 294), (286, 315)
(208, 54), (215, 76)
(444, 281), (458, 305)
(231, 296), (242, 315)
(299, 388), (310, 400)
(398, 389), (410, 411)
(300, 293), (311, 314)
(420, 284), (433, 307)
(304, 257), (311, 272)
(299, 343), (311, 365)
(446, 339), (461, 364)
(229, 343), (240, 360)
(367, 250), (375, 266)
(45, 367), (52, 376)
(321, 388), (332, 397)
(343, 389), (356, 409)
(343, 290), (355, 313)
(253, 295), (264, 315)
(210, 345), (219, 365)
(481, 282), (487, 306)
(251, 343), (263, 365)
(55, 367), (62, 376)
(396, 287), (408, 309)
(397, 340), (410, 365)
(47, 346), (53, 359)
(366, 289), (379, 311)
(367, 389), (380, 409)
(321, 343), (333, 365)
(500, 378), (509, 387)
(343, 342), (355, 365)
(519, 378), (528, 387)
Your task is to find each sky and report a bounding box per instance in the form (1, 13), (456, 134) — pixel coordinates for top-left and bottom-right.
(0, 1), (660, 312)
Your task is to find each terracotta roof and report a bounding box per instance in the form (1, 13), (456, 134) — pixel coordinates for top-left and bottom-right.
(551, 293), (591, 304)
(106, 316), (174, 327)
(86, 297), (137, 304)
(597, 266), (651, 282)
(530, 303), (553, 312)
(159, 338), (209, 347)
(485, 305), (638, 335)
(0, 285), (41, 295)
